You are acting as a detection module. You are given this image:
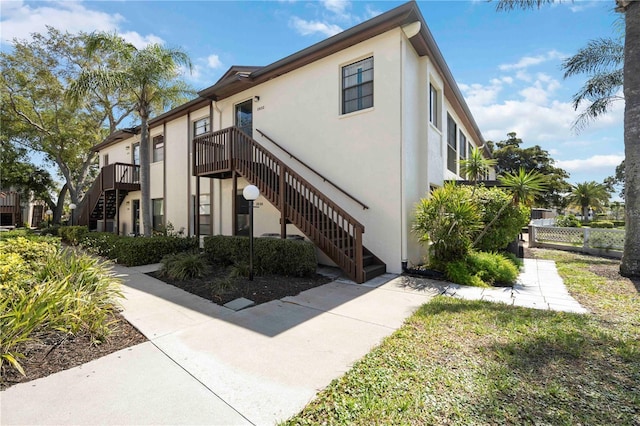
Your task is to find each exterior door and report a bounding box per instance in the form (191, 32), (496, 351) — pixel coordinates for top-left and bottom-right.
(132, 199), (140, 235)
(235, 99), (253, 137)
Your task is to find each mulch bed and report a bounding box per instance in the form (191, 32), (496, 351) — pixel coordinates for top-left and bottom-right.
(148, 266), (332, 306)
(1, 313), (146, 390)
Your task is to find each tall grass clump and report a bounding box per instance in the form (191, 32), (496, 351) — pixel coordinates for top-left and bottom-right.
(160, 252), (209, 281)
(0, 236), (123, 377)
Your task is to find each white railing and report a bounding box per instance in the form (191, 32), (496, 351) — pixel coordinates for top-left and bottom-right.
(529, 225), (625, 258)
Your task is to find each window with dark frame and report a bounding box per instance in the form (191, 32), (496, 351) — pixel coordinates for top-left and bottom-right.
(429, 83), (440, 129)
(199, 194), (211, 236)
(132, 143), (140, 166)
(342, 57), (373, 114)
(193, 117), (210, 136)
(152, 135), (164, 162)
(103, 154), (109, 167)
(447, 114), (457, 174)
(152, 199), (164, 231)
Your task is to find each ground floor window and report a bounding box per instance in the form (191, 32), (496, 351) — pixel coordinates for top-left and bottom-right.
(235, 190), (250, 236)
(152, 198), (164, 231)
(199, 194), (211, 236)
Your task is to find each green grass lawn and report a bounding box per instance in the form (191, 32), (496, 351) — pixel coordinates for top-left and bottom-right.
(284, 249), (640, 425)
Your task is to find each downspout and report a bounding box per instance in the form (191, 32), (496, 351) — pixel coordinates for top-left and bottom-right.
(214, 100), (223, 234)
(400, 31), (408, 272)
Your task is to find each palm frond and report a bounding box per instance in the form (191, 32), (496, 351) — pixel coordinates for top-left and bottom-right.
(562, 38), (624, 78)
(494, 0), (558, 12)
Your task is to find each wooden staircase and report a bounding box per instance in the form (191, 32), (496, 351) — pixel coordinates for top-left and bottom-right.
(193, 126), (386, 283)
(77, 163), (140, 231)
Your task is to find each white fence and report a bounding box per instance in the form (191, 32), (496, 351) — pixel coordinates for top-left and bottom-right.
(529, 225), (625, 258)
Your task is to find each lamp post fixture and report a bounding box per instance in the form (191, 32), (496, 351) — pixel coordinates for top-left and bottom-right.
(69, 203), (77, 226)
(45, 209), (53, 227)
(242, 185), (260, 281)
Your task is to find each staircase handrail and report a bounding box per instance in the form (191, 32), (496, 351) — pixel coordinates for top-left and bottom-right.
(255, 129), (369, 210)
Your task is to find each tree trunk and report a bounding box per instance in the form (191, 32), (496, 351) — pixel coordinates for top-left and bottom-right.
(621, 1), (640, 277)
(53, 184), (68, 225)
(139, 112), (152, 237)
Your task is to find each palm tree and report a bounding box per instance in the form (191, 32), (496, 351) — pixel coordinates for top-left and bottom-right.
(473, 168), (547, 247)
(495, 0), (639, 277)
(68, 33), (193, 236)
(563, 37), (624, 131)
(459, 146), (497, 194)
(566, 181), (610, 221)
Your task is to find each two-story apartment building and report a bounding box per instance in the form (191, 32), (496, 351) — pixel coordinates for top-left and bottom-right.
(79, 1), (493, 283)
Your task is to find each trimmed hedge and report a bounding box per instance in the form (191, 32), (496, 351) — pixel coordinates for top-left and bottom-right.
(79, 233), (198, 266)
(612, 220), (625, 228)
(204, 235), (317, 277)
(58, 226), (89, 246)
(112, 236), (198, 266)
(589, 221), (615, 229)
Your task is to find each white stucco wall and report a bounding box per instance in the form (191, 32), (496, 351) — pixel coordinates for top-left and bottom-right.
(92, 24), (485, 276)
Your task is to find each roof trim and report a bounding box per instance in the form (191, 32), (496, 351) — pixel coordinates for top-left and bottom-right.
(196, 1), (486, 150)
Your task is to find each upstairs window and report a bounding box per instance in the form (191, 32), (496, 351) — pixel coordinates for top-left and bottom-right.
(342, 57), (373, 114)
(132, 143), (140, 166)
(194, 117), (210, 137)
(429, 83), (440, 129)
(447, 114), (457, 174)
(153, 135), (164, 162)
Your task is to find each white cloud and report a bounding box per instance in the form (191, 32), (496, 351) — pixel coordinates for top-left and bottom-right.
(1, 1), (162, 48)
(289, 16), (343, 37)
(322, 0), (350, 19)
(120, 31), (164, 49)
(499, 50), (564, 71)
(556, 154), (625, 172)
(207, 54), (223, 69)
(364, 5), (382, 20)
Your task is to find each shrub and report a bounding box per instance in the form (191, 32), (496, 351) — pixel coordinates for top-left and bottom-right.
(444, 251), (519, 287)
(555, 214), (582, 228)
(160, 252), (209, 280)
(57, 226), (89, 246)
(113, 235), (198, 266)
(39, 225), (60, 236)
(413, 183), (482, 263)
(0, 229), (33, 239)
(612, 220), (625, 228)
(204, 235), (317, 277)
(80, 232), (121, 258)
(0, 236), (60, 267)
(1, 240), (122, 376)
(589, 220), (614, 229)
(472, 186), (530, 252)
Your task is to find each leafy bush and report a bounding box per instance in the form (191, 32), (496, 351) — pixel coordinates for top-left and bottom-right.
(204, 235), (317, 277)
(0, 229), (33, 238)
(413, 183), (482, 263)
(57, 226), (89, 246)
(589, 220), (614, 229)
(444, 251), (519, 287)
(555, 215), (582, 228)
(112, 235), (198, 266)
(612, 220), (625, 228)
(0, 236), (60, 267)
(80, 232), (121, 258)
(472, 186), (530, 252)
(160, 252), (209, 280)
(1, 237), (122, 376)
(39, 225), (60, 236)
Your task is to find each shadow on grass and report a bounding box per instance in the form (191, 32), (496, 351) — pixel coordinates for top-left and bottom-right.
(414, 297), (639, 425)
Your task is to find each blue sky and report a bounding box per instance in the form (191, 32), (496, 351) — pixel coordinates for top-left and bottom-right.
(0, 0), (625, 194)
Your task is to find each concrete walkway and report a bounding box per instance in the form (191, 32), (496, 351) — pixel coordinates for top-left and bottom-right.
(442, 258), (588, 314)
(1, 258), (586, 425)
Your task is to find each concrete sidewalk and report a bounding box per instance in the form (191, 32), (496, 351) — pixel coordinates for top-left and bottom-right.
(1, 258), (586, 425)
(1, 267), (440, 425)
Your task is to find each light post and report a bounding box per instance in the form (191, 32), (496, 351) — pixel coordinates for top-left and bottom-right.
(242, 185), (260, 281)
(45, 209), (53, 227)
(69, 203), (76, 226)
